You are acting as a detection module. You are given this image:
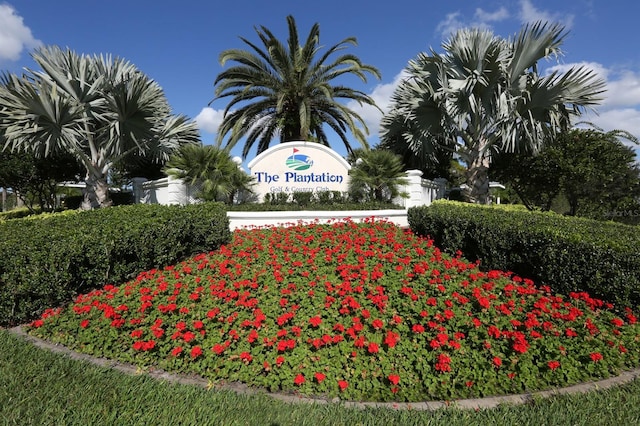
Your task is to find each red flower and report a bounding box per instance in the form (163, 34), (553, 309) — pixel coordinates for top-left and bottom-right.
(309, 315), (322, 327)
(388, 374), (400, 385)
(589, 352), (603, 362)
(171, 346), (183, 357)
(547, 360), (561, 370)
(294, 374), (305, 385)
(190, 346), (203, 358)
(412, 324), (425, 334)
(240, 351), (252, 363)
(493, 357), (502, 367)
(384, 331), (399, 348)
(367, 342), (379, 354)
(338, 380), (349, 391)
(372, 319), (384, 329)
(276, 356), (285, 366)
(80, 319), (90, 328)
(314, 372), (326, 383)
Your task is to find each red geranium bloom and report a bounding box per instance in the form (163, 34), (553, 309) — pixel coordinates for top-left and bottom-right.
(190, 346), (203, 358)
(590, 352), (603, 362)
(294, 374), (305, 385)
(338, 380), (348, 391)
(309, 316), (322, 327)
(367, 342), (379, 354)
(171, 346), (183, 357)
(388, 374), (400, 385)
(314, 372), (326, 383)
(547, 360), (560, 370)
(384, 331), (399, 348)
(493, 357), (502, 367)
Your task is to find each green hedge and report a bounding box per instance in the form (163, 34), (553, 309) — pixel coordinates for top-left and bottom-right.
(227, 201), (404, 212)
(0, 203), (231, 327)
(408, 200), (640, 310)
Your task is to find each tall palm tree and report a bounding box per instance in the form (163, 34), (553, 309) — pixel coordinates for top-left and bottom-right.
(0, 46), (199, 209)
(380, 22), (605, 204)
(213, 15), (381, 158)
(165, 144), (255, 204)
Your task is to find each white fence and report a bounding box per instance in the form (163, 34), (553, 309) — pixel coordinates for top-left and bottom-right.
(133, 170), (446, 208)
(132, 170), (447, 230)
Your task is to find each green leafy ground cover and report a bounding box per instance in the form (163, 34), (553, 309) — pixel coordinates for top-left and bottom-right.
(27, 219), (640, 402)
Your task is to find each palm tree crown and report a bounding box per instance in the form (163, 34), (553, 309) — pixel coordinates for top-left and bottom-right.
(213, 15), (381, 158)
(380, 21), (605, 204)
(0, 46), (199, 209)
(165, 144), (254, 204)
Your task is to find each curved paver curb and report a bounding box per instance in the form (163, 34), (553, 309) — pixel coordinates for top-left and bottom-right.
(8, 325), (640, 411)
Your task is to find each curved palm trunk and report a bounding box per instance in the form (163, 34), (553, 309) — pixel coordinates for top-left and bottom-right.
(465, 141), (491, 204)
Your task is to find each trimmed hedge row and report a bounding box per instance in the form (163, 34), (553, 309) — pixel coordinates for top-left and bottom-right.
(0, 203), (231, 327)
(408, 200), (640, 310)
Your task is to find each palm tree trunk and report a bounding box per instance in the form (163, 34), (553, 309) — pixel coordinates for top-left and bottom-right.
(466, 142), (491, 204)
(82, 173), (112, 210)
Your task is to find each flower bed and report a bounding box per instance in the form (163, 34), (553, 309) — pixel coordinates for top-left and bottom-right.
(27, 219), (640, 402)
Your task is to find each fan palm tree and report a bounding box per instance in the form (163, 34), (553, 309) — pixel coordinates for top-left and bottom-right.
(0, 46), (199, 209)
(213, 15), (381, 158)
(348, 148), (408, 203)
(165, 144), (255, 204)
(380, 22), (606, 204)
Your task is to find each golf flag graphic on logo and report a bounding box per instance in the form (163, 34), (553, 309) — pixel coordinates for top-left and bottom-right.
(286, 148), (313, 170)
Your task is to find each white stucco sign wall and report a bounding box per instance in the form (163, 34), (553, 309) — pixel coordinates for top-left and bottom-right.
(247, 141), (351, 202)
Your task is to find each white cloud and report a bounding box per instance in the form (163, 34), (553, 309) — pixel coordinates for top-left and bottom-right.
(347, 72), (408, 143)
(600, 70), (640, 109)
(436, 7), (510, 39)
(545, 62), (640, 140)
(194, 107), (224, 134)
(582, 109), (640, 144)
(0, 4), (41, 62)
(474, 7), (510, 23)
(518, 0), (574, 28)
(435, 12), (465, 39)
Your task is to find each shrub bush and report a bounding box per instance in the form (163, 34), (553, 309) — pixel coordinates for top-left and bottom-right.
(0, 203), (231, 327)
(408, 200), (640, 310)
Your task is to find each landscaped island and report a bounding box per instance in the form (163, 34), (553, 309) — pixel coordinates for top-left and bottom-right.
(26, 218), (640, 402)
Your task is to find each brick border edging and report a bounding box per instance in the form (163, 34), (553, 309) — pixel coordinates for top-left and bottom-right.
(8, 325), (640, 411)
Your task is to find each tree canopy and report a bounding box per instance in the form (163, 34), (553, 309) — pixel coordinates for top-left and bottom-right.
(380, 22), (605, 204)
(213, 15), (381, 158)
(493, 128), (640, 222)
(0, 46), (200, 209)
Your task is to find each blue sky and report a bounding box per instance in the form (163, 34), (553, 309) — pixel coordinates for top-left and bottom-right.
(2, 0), (639, 162)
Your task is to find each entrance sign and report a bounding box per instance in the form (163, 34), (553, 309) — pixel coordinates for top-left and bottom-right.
(247, 141), (351, 202)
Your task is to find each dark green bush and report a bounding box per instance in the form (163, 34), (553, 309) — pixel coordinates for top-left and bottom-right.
(408, 200), (640, 310)
(0, 203), (230, 327)
(291, 191), (314, 207)
(227, 201), (404, 212)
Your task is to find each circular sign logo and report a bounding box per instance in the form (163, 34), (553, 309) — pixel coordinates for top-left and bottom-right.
(286, 148), (313, 170)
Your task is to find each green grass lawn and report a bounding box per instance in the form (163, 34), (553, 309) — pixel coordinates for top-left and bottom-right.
(2, 329), (640, 426)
